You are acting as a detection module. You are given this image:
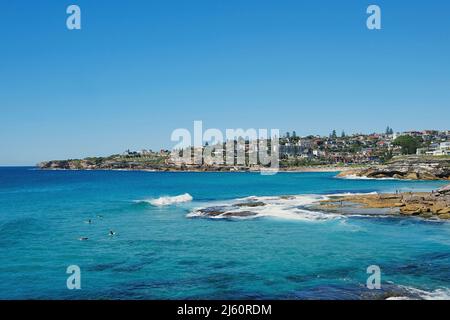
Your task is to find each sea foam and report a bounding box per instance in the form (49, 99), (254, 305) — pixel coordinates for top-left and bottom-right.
(139, 193), (193, 206)
(188, 191), (383, 221)
(387, 285), (450, 300)
(188, 194), (342, 221)
(338, 174), (398, 180)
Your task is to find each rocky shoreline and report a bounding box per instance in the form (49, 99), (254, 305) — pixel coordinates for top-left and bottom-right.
(39, 155), (450, 179)
(38, 159), (355, 173)
(316, 185), (450, 220)
(337, 156), (450, 180)
(189, 186), (450, 220)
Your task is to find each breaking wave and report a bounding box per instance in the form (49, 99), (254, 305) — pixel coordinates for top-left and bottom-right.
(338, 174), (398, 180)
(187, 191), (382, 221)
(188, 194), (342, 221)
(386, 285), (450, 300)
(137, 193), (193, 206)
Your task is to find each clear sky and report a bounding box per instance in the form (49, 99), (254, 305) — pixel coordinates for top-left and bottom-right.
(0, 0), (449, 165)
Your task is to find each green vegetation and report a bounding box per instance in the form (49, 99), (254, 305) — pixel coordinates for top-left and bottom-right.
(379, 150), (393, 164)
(280, 158), (327, 167)
(393, 135), (422, 155)
(330, 130), (337, 139)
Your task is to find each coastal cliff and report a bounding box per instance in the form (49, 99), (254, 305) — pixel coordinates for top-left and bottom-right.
(39, 158), (170, 171)
(37, 154), (356, 172)
(337, 156), (450, 180)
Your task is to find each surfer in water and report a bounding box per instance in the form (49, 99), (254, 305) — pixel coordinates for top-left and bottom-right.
(109, 230), (116, 236)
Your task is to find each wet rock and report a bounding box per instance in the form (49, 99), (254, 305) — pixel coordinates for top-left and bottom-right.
(280, 196), (295, 200)
(438, 184), (450, 194)
(235, 201), (266, 208)
(196, 207), (226, 216)
(222, 211), (258, 217)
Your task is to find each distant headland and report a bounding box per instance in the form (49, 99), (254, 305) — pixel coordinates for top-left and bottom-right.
(38, 129), (450, 179)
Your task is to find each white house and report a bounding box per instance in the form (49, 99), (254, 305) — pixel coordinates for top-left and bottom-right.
(432, 149), (450, 156)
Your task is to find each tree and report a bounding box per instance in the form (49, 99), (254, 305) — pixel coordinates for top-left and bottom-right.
(286, 132), (290, 139)
(292, 131), (297, 138)
(350, 141), (362, 153)
(331, 130), (337, 139)
(341, 130), (346, 138)
(380, 150), (393, 164)
(386, 126), (394, 135)
(393, 135), (422, 155)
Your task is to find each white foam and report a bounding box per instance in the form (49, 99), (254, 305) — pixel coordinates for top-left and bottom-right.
(188, 194), (342, 221)
(386, 296), (413, 300)
(387, 285), (450, 300)
(338, 174), (401, 180)
(328, 191), (378, 197)
(139, 193), (193, 206)
(403, 286), (450, 300)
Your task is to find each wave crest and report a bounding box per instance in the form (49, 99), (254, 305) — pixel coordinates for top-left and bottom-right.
(138, 193), (193, 206)
(188, 194), (342, 221)
(386, 285), (450, 300)
(338, 174), (398, 180)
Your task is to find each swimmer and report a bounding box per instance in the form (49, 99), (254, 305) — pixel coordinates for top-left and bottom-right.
(79, 237), (89, 241)
(109, 230), (116, 236)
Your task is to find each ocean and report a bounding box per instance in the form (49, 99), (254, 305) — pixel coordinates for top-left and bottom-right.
(0, 167), (449, 300)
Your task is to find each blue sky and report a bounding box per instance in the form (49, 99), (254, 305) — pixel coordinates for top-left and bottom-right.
(0, 0), (449, 165)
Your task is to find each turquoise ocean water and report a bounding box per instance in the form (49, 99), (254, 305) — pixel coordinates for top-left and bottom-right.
(0, 167), (449, 299)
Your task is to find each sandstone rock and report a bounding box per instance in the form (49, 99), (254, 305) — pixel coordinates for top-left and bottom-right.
(398, 204), (428, 215)
(402, 195), (425, 203)
(399, 209), (418, 216)
(419, 173), (439, 180)
(437, 207), (450, 214)
(420, 212), (434, 218)
(337, 156), (450, 181)
(431, 201), (449, 214)
(405, 172), (419, 180)
(322, 190), (450, 220)
(379, 194), (401, 200)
